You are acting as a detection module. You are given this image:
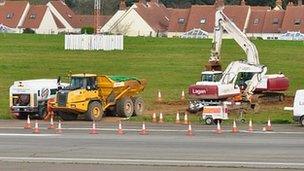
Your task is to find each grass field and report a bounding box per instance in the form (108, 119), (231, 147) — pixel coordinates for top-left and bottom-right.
(0, 34), (303, 123)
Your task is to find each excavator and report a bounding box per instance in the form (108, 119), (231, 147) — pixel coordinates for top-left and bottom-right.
(188, 7), (289, 113)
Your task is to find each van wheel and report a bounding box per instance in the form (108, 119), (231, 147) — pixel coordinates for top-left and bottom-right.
(85, 101), (103, 121)
(205, 117), (214, 125)
(15, 112), (28, 120)
(300, 116), (304, 126)
(132, 97), (145, 116)
(57, 111), (78, 121)
(116, 97), (134, 117)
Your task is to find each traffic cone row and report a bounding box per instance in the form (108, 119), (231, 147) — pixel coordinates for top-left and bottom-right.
(158, 112), (164, 123)
(184, 113), (188, 125)
(266, 118), (273, 131)
(248, 119), (253, 133)
(56, 120), (63, 134)
(24, 115), (31, 129)
(139, 122), (148, 135)
(152, 113), (157, 123)
(175, 112), (180, 124)
(48, 116), (55, 129)
(157, 90), (162, 102)
(89, 121), (98, 134)
(180, 90), (185, 101)
(33, 120), (40, 134)
(231, 119), (239, 133)
(216, 120), (222, 134)
(117, 120), (125, 135)
(186, 122), (193, 136)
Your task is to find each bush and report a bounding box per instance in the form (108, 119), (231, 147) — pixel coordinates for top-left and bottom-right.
(81, 27), (94, 34)
(23, 28), (35, 34)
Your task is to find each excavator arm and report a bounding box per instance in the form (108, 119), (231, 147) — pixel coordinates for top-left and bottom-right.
(208, 7), (260, 69)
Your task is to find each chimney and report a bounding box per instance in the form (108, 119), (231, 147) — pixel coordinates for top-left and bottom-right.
(119, 0), (126, 10)
(241, 0), (246, 6)
(0, 0), (5, 6)
(214, 0), (224, 8)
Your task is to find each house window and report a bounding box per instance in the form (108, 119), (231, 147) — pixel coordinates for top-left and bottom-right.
(273, 18), (279, 24)
(29, 13), (36, 19)
(253, 18), (259, 25)
(178, 18), (185, 24)
(6, 13), (14, 19)
(294, 19), (301, 25)
(200, 18), (206, 24)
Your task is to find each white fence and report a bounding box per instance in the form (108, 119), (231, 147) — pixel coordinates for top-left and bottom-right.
(65, 34), (124, 51)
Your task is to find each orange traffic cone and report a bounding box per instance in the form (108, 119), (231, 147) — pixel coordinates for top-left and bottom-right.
(24, 115), (31, 129)
(186, 122), (193, 136)
(180, 90), (185, 101)
(117, 121), (125, 135)
(232, 119), (239, 133)
(157, 90), (162, 102)
(175, 112), (180, 124)
(152, 113), (157, 123)
(158, 112), (164, 123)
(248, 119), (253, 133)
(56, 120), (63, 134)
(139, 122), (148, 135)
(266, 118), (273, 131)
(48, 116), (55, 129)
(216, 120), (222, 134)
(184, 112), (188, 125)
(90, 121), (98, 134)
(32, 120), (40, 134)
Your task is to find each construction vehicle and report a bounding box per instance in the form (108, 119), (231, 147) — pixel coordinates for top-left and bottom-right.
(53, 74), (146, 121)
(188, 7), (289, 113)
(9, 78), (66, 119)
(284, 90), (304, 126)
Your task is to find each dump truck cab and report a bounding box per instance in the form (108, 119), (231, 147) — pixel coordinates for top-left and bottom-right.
(54, 73), (146, 121)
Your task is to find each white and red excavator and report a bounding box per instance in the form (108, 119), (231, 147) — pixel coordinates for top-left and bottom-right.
(188, 7), (289, 113)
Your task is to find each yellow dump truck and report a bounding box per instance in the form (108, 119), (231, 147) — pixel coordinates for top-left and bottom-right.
(53, 74), (146, 121)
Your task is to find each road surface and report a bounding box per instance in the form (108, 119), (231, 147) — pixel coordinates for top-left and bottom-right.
(0, 120), (303, 170)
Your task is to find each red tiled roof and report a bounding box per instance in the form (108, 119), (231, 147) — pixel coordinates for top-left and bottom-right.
(247, 8), (266, 33)
(0, 1), (28, 28)
(134, 2), (170, 32)
(22, 5), (47, 29)
(262, 10), (285, 33)
(79, 15), (111, 28)
(223, 5), (250, 31)
(185, 5), (216, 32)
(281, 5), (304, 33)
(51, 12), (65, 28)
(168, 8), (190, 32)
(49, 0), (81, 28)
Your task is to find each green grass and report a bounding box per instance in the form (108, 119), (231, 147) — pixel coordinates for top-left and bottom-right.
(0, 34), (303, 123)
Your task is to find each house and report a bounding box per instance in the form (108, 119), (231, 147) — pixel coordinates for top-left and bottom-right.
(281, 4), (304, 33)
(0, 0), (29, 33)
(101, 0), (170, 37)
(21, 5), (60, 34)
(79, 15), (111, 29)
(47, 0), (81, 33)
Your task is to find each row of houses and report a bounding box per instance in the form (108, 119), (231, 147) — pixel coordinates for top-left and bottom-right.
(1, 0), (304, 39)
(103, 0), (304, 39)
(0, 0), (110, 34)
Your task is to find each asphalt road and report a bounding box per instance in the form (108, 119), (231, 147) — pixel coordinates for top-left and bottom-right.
(0, 120), (303, 170)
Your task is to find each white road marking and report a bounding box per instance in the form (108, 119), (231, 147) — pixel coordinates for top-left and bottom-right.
(0, 126), (303, 135)
(0, 133), (60, 137)
(0, 157), (303, 169)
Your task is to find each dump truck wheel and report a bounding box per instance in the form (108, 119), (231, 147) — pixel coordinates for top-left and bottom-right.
(205, 117), (214, 125)
(14, 112), (27, 120)
(116, 97), (134, 117)
(132, 97), (145, 116)
(57, 111), (78, 121)
(85, 101), (103, 121)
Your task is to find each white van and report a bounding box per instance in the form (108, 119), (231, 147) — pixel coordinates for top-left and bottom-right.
(285, 90), (304, 126)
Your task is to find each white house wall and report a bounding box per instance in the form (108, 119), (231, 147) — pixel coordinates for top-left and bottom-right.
(110, 8), (156, 36)
(46, 2), (79, 33)
(36, 8), (59, 34)
(101, 10), (126, 32)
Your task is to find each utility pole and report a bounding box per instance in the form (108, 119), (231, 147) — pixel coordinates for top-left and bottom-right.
(94, 0), (101, 34)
